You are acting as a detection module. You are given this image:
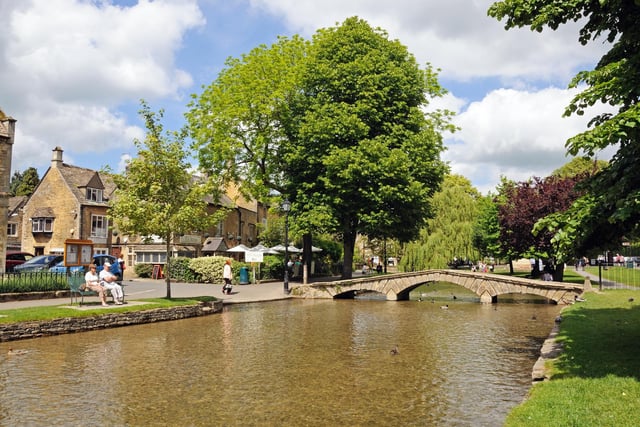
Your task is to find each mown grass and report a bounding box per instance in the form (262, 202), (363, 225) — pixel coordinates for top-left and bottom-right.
(0, 297), (216, 324)
(504, 289), (640, 427)
(584, 265), (640, 287)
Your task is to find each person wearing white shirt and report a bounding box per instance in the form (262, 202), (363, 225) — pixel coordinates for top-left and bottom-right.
(85, 264), (108, 307)
(100, 262), (124, 304)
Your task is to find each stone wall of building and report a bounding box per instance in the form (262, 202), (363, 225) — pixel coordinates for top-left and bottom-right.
(0, 111), (17, 272)
(21, 165), (77, 254)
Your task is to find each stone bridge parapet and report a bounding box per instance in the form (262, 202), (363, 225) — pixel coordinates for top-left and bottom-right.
(291, 270), (583, 304)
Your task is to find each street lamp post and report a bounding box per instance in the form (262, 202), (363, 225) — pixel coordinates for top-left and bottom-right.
(282, 199), (291, 294)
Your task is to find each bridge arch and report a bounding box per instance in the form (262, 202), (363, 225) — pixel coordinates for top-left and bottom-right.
(291, 270), (582, 304)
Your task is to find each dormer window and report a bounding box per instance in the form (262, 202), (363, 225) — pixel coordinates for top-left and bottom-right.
(87, 187), (103, 202)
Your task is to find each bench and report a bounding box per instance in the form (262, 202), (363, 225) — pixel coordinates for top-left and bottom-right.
(68, 274), (125, 305)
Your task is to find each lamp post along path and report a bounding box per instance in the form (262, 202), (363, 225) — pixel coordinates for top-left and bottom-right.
(282, 199), (291, 294)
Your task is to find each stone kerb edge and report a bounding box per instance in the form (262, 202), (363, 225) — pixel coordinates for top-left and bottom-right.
(0, 301), (223, 342)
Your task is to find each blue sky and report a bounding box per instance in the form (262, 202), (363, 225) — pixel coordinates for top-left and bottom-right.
(1, 0), (612, 195)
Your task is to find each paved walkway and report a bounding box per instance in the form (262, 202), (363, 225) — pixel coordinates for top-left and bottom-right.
(0, 279), (295, 310)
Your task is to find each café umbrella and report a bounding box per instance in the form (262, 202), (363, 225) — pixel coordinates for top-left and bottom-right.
(270, 244), (302, 253)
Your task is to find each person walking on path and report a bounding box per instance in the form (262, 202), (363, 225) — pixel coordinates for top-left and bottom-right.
(100, 262), (124, 304)
(223, 259), (233, 295)
(85, 264), (109, 307)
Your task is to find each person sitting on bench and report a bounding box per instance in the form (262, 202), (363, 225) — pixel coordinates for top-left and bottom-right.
(85, 264), (108, 307)
(100, 262), (124, 305)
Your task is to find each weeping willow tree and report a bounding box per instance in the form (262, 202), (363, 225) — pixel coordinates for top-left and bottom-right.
(399, 174), (481, 271)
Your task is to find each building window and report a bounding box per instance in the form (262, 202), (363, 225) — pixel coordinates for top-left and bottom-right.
(91, 215), (108, 238)
(32, 218), (53, 233)
(248, 223), (256, 243)
(7, 223), (17, 237)
(135, 252), (167, 263)
(87, 188), (103, 202)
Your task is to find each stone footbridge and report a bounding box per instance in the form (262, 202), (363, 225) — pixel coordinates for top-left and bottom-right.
(291, 270), (583, 304)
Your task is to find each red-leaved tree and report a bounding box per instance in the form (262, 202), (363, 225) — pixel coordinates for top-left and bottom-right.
(497, 175), (586, 280)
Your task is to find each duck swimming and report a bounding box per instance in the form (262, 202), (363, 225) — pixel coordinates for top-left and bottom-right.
(7, 348), (29, 356)
(440, 305), (449, 310)
(390, 345), (399, 355)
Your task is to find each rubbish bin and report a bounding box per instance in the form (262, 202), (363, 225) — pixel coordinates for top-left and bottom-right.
(239, 266), (249, 285)
(626, 260), (634, 269)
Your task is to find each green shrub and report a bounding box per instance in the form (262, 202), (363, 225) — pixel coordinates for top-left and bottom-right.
(189, 256), (228, 284)
(261, 255), (284, 280)
(168, 257), (199, 282)
(134, 263), (154, 278)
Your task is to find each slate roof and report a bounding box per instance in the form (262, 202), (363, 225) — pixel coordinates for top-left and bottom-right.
(7, 196), (28, 215)
(56, 163), (115, 206)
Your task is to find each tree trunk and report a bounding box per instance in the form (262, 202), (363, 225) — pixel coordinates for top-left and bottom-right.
(165, 238), (172, 299)
(302, 233), (312, 284)
(553, 262), (565, 282)
(509, 259), (514, 274)
(342, 231), (356, 279)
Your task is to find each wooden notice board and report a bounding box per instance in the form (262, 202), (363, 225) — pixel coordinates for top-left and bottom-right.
(64, 239), (94, 267)
(152, 264), (163, 280)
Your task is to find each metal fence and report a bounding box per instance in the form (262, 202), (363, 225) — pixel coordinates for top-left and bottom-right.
(0, 271), (70, 294)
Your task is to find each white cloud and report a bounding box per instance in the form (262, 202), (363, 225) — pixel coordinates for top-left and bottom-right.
(252, 0), (608, 83)
(443, 87), (614, 194)
(0, 0), (615, 197)
(252, 0), (613, 193)
(1, 0), (204, 172)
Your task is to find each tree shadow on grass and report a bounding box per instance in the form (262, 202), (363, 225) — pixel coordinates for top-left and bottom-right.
(553, 296), (640, 380)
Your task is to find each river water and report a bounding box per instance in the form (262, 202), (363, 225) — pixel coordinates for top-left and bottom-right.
(0, 297), (560, 426)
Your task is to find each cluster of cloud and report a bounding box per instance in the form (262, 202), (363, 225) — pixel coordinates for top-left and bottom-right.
(1, 0), (612, 195)
(1, 0), (203, 170)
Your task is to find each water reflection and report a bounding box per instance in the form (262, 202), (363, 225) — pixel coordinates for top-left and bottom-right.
(0, 299), (560, 426)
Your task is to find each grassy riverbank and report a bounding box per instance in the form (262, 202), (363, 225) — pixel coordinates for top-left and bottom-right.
(0, 297), (216, 324)
(505, 289), (640, 426)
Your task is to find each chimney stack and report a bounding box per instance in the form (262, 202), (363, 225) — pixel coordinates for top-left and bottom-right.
(52, 146), (63, 168)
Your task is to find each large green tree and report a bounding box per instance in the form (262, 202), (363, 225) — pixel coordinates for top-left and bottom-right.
(188, 17), (451, 279)
(472, 194), (502, 263)
(110, 101), (222, 298)
(399, 175), (480, 271)
(284, 17), (450, 278)
(489, 0), (640, 256)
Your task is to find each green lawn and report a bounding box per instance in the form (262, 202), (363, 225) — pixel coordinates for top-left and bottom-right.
(505, 289), (640, 426)
(0, 297), (216, 324)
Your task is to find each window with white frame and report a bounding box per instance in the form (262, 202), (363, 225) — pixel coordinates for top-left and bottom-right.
(91, 215), (108, 238)
(87, 188), (103, 202)
(135, 252), (167, 263)
(7, 223), (17, 236)
(32, 218), (53, 233)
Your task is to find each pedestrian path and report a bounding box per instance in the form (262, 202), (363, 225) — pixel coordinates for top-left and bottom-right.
(574, 268), (635, 290)
(0, 279), (294, 310)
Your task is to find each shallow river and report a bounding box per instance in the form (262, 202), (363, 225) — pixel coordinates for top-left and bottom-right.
(0, 297), (560, 426)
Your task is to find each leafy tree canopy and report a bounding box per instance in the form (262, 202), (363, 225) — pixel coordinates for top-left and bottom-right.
(399, 174), (480, 271)
(110, 101), (224, 297)
(488, 0), (640, 255)
(188, 17), (452, 278)
(9, 167), (39, 196)
(498, 174), (588, 279)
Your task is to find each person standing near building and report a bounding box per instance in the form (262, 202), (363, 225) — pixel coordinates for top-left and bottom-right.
(223, 259), (233, 294)
(100, 262), (124, 304)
